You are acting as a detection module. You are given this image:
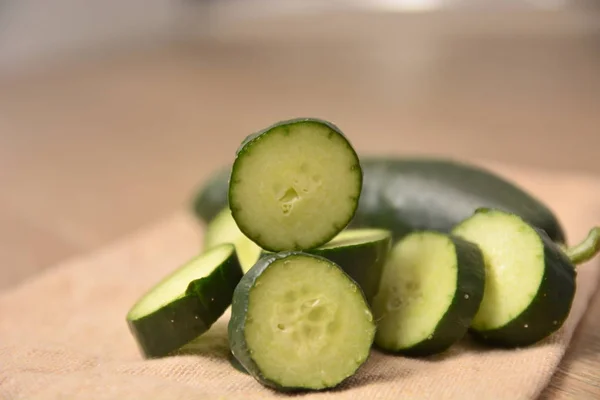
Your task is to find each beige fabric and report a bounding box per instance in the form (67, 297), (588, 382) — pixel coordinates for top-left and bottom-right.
(1, 165), (600, 400)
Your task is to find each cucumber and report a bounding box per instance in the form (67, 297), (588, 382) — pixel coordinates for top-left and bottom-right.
(351, 158), (566, 244)
(204, 207), (262, 273)
(228, 118), (363, 252)
(228, 252), (376, 391)
(371, 231), (485, 356)
(126, 243), (243, 358)
(452, 209), (600, 347)
(192, 165), (231, 225)
(192, 157), (566, 244)
(308, 228), (392, 304)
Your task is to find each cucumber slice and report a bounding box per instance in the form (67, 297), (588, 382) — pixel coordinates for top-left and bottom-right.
(309, 228), (392, 304)
(371, 231), (485, 356)
(204, 207), (262, 273)
(451, 209), (588, 347)
(228, 118), (363, 252)
(126, 243), (243, 358)
(228, 252), (375, 391)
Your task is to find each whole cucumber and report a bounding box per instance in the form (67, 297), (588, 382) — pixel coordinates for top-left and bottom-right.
(191, 157), (566, 244)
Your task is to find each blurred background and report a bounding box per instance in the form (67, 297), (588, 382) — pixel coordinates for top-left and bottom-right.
(1, 0), (600, 288)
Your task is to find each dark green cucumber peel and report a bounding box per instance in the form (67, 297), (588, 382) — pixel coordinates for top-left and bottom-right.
(308, 228), (392, 304)
(372, 231), (485, 356)
(203, 207), (262, 273)
(228, 118), (363, 252)
(192, 157), (566, 244)
(228, 252), (375, 392)
(192, 165), (231, 225)
(126, 243), (243, 358)
(350, 158), (566, 244)
(452, 209), (600, 348)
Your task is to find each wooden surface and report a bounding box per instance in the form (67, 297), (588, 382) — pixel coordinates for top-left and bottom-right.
(1, 9), (600, 399)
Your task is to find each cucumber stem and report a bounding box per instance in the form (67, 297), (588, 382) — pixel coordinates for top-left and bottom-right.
(565, 227), (600, 266)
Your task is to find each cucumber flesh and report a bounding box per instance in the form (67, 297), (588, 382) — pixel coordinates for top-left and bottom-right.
(229, 252), (375, 391)
(126, 243), (243, 358)
(452, 210), (546, 331)
(204, 207), (262, 272)
(229, 118), (362, 252)
(452, 208), (577, 347)
(309, 228), (392, 304)
(372, 231), (485, 355)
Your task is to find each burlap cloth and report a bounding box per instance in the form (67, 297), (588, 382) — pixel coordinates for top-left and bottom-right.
(1, 165), (599, 400)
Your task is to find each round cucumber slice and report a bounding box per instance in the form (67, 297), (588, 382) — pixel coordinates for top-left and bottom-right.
(126, 243), (243, 358)
(228, 118), (363, 252)
(372, 231), (485, 356)
(452, 209), (584, 347)
(204, 207), (262, 273)
(309, 228), (392, 304)
(228, 252), (375, 391)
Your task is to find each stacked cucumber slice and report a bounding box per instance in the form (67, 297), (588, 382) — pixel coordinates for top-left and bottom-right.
(126, 117), (600, 393)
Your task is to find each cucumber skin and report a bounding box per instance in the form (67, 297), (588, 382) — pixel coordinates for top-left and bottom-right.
(228, 252), (371, 392)
(469, 228), (576, 348)
(192, 165), (230, 225)
(228, 118), (363, 252)
(187, 252), (245, 322)
(128, 295), (211, 359)
(192, 157), (566, 244)
(350, 158), (566, 244)
(374, 234), (486, 357)
(228, 252), (301, 392)
(128, 251), (243, 359)
(308, 233), (392, 304)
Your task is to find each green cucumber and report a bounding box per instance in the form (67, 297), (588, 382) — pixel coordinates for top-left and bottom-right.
(204, 207), (262, 273)
(126, 243), (243, 358)
(228, 118), (363, 252)
(192, 165), (231, 225)
(308, 228), (392, 304)
(452, 209), (600, 347)
(228, 252), (375, 391)
(192, 157), (566, 244)
(351, 158), (566, 244)
(371, 231), (485, 356)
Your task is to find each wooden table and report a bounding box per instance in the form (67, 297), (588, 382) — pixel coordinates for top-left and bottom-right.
(1, 9), (599, 399)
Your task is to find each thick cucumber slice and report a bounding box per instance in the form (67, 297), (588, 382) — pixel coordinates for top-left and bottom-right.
(228, 118), (363, 252)
(126, 243), (243, 358)
(452, 209), (580, 347)
(371, 231), (485, 356)
(308, 228), (392, 304)
(229, 252), (375, 391)
(204, 207), (262, 272)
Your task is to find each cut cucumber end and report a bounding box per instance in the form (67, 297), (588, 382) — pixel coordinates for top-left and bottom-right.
(203, 207), (263, 273)
(372, 231), (485, 356)
(452, 209), (545, 332)
(229, 118), (362, 252)
(229, 252), (375, 391)
(127, 244), (236, 320)
(126, 243), (243, 358)
(452, 208), (576, 347)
